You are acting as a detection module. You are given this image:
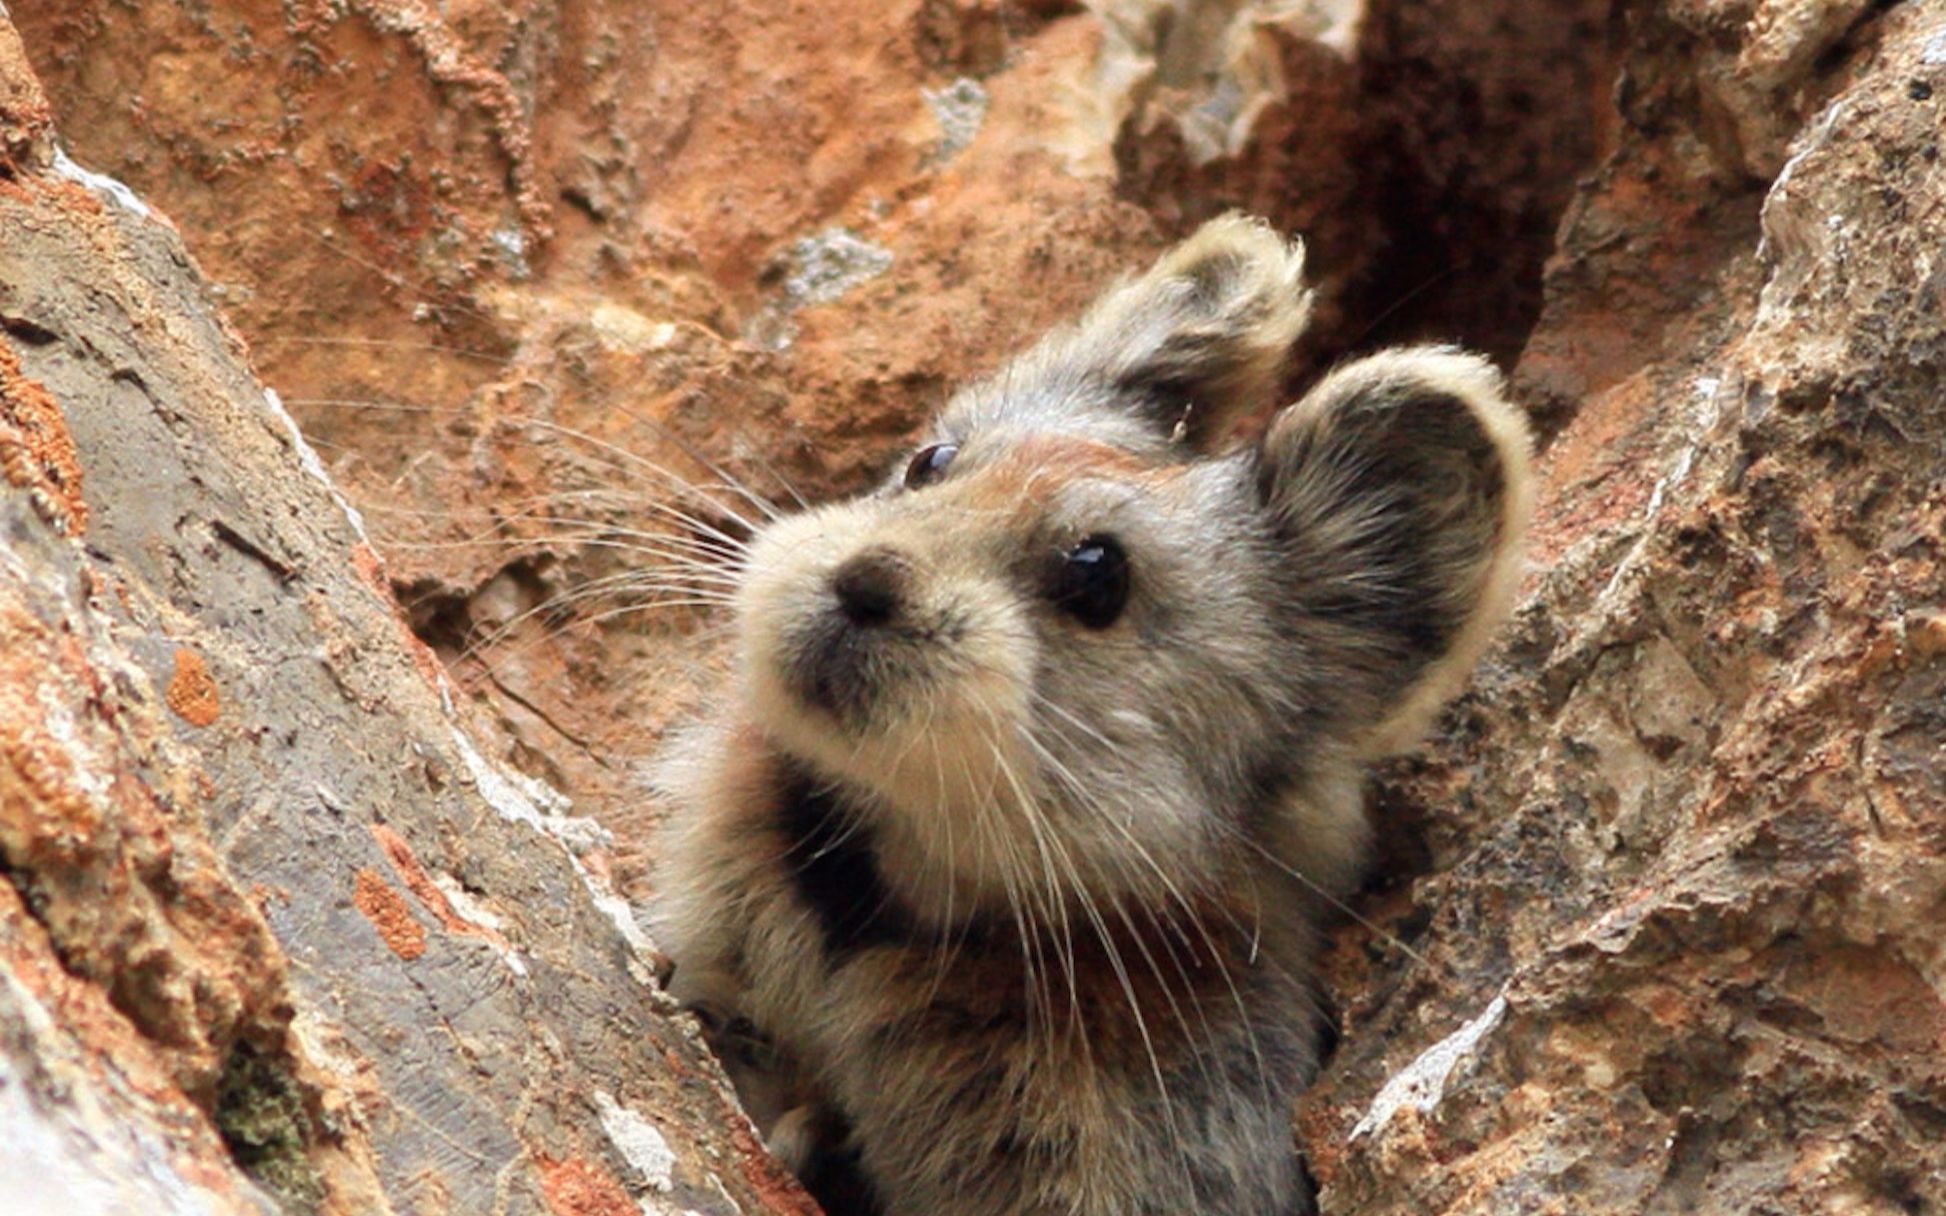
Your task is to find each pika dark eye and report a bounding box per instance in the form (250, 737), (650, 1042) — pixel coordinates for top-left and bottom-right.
(904, 442), (959, 489)
(1050, 535), (1130, 630)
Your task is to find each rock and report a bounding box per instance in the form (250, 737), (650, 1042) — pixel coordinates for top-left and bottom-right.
(1304, 3), (1946, 1210)
(7, 0), (1945, 1212)
(0, 18), (810, 1216)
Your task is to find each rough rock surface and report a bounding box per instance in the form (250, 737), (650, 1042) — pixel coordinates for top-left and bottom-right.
(0, 19), (811, 1216)
(1309, 4), (1946, 1210)
(6, 0), (1946, 1212)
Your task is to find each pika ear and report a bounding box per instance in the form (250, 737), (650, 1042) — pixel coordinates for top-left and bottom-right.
(1258, 346), (1534, 756)
(1075, 214), (1311, 446)
(961, 214), (1311, 449)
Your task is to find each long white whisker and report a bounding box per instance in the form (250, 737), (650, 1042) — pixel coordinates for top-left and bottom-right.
(498, 443), (763, 546)
(970, 702), (1184, 1144)
(979, 705), (1086, 1043)
(526, 416), (779, 528)
(267, 338), (513, 366)
(1021, 696), (1273, 1110)
(1229, 828), (1434, 972)
(600, 400), (788, 524)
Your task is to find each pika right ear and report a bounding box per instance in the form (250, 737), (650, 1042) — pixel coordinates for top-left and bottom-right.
(1258, 346), (1534, 756)
(950, 215), (1312, 450)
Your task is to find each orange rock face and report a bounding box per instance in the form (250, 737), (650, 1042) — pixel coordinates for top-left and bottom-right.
(0, 10), (815, 1211)
(0, 334), (87, 533)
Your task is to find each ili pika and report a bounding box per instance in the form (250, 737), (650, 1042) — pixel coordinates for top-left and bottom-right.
(653, 215), (1533, 1215)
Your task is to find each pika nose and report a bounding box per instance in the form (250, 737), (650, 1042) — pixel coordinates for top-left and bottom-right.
(831, 549), (908, 627)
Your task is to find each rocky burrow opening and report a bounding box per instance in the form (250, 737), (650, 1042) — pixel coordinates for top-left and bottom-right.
(1327, 0), (1620, 375)
(1114, 0), (1620, 411)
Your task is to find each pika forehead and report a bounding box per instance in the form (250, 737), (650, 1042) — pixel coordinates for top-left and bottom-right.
(927, 432), (1175, 522)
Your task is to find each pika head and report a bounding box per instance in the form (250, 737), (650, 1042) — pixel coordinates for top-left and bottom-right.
(730, 214), (1531, 919)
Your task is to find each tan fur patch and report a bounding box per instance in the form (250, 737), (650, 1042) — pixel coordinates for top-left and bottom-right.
(949, 434), (1162, 522)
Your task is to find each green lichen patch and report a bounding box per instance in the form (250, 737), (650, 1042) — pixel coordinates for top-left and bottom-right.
(214, 1040), (326, 1214)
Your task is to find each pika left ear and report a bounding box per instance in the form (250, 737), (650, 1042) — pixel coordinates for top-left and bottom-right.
(949, 214), (1312, 450)
(1072, 214), (1311, 446)
(1257, 346), (1534, 756)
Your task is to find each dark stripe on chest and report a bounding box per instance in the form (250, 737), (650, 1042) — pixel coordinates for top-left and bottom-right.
(776, 769), (914, 960)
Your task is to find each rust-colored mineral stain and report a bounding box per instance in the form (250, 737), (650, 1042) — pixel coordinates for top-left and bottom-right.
(352, 542), (453, 695)
(353, 867), (426, 960)
(165, 647), (221, 726)
(349, 543), (389, 597)
(0, 33), (55, 176)
(0, 336), (87, 534)
(369, 822), (514, 953)
(728, 1112), (823, 1216)
(536, 1155), (636, 1216)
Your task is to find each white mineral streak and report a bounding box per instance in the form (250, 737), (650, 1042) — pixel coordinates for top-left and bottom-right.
(780, 228), (894, 308)
(1351, 987), (1510, 1139)
(454, 729), (557, 830)
(30, 675), (113, 804)
(261, 388), (373, 545)
(1924, 24), (1946, 65)
(924, 77), (989, 160)
(50, 147), (154, 220)
(451, 729), (664, 984)
(430, 872), (531, 977)
(490, 226), (531, 279)
(1588, 372), (1726, 619)
(595, 1091), (679, 1192)
(746, 227), (895, 350)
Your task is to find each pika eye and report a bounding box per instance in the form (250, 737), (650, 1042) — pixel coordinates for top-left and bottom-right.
(904, 442), (959, 489)
(1051, 535), (1130, 630)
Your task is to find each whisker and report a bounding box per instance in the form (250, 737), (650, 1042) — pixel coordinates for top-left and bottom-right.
(307, 232), (506, 330)
(1229, 830), (1436, 972)
(969, 701), (1182, 1146)
(956, 745), (1052, 1042)
(1030, 728), (1265, 1108)
(378, 531), (744, 579)
(742, 440), (812, 512)
(286, 395), (469, 416)
(380, 493), (753, 565)
(980, 707), (1086, 1041)
(599, 401), (787, 524)
(522, 418), (772, 532)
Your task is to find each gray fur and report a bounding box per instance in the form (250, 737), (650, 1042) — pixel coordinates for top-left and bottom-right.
(652, 215), (1533, 1216)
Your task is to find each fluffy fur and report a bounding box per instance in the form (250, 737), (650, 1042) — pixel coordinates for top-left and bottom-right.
(652, 214), (1532, 1215)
